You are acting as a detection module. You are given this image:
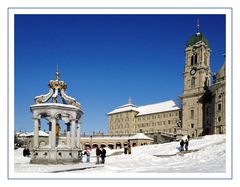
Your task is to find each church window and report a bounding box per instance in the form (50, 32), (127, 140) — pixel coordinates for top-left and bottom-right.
(218, 117), (221, 122)
(168, 120), (171, 124)
(191, 56), (194, 66)
(191, 123), (194, 128)
(191, 110), (194, 119)
(195, 54), (198, 64)
(219, 94), (222, 99)
(218, 104), (222, 112)
(191, 77), (196, 88)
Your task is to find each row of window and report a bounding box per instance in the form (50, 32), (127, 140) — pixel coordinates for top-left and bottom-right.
(109, 123), (130, 130)
(110, 111), (179, 123)
(137, 119), (178, 127)
(111, 117), (133, 123)
(137, 112), (179, 121)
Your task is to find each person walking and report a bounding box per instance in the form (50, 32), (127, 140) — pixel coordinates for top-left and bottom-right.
(124, 144), (128, 154)
(185, 139), (189, 151)
(180, 139), (185, 152)
(100, 146), (106, 164)
(84, 148), (91, 163)
(78, 150), (83, 162)
(96, 146), (102, 164)
(127, 141), (132, 154)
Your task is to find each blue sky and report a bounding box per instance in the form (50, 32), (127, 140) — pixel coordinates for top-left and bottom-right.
(14, 14), (226, 134)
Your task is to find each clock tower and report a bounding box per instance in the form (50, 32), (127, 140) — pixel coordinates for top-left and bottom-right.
(181, 21), (211, 137)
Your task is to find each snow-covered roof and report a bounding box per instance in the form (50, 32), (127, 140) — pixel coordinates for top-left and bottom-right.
(128, 133), (153, 140)
(107, 103), (138, 115)
(108, 100), (179, 116)
(137, 100), (180, 116)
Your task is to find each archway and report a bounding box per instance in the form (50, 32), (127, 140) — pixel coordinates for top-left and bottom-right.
(116, 142), (122, 149)
(92, 143), (99, 149)
(108, 144), (114, 149)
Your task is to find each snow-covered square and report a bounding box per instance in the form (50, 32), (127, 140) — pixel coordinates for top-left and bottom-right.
(14, 134), (225, 175)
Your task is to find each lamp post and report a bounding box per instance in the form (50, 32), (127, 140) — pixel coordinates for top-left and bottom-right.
(90, 135), (92, 150)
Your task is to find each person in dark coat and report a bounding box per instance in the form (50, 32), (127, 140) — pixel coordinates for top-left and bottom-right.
(180, 139), (185, 152)
(23, 147), (30, 157)
(100, 146), (106, 164)
(23, 148), (27, 157)
(127, 140), (132, 154)
(96, 146), (102, 164)
(185, 139), (189, 151)
(78, 150), (83, 162)
(124, 144), (128, 154)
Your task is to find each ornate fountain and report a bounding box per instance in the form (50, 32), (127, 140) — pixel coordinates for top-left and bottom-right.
(30, 69), (83, 164)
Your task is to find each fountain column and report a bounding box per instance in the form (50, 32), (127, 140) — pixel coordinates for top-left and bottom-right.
(33, 118), (40, 148)
(77, 121), (81, 148)
(71, 120), (76, 148)
(50, 118), (57, 149)
(66, 123), (71, 147)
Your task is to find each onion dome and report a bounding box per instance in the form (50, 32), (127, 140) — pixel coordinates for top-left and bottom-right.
(186, 19), (209, 47)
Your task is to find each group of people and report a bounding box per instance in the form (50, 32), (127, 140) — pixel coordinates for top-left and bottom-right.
(96, 146), (106, 164)
(79, 146), (107, 164)
(179, 136), (190, 152)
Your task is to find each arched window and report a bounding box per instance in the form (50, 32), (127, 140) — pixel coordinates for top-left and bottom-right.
(195, 54), (198, 64)
(191, 77), (196, 88)
(191, 56), (194, 66)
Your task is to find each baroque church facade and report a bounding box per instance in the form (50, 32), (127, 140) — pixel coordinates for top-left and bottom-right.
(108, 23), (226, 141)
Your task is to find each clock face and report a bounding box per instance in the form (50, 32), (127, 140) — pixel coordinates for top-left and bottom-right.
(190, 68), (196, 75)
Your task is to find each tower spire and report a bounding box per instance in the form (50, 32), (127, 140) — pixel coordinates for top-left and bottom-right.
(197, 18), (200, 33)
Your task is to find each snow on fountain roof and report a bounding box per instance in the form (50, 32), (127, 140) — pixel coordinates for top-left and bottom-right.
(108, 100), (179, 115)
(33, 69), (81, 109)
(19, 130), (49, 137)
(31, 103), (79, 110)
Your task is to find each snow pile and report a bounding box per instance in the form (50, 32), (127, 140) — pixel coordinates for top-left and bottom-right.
(14, 134), (225, 173)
